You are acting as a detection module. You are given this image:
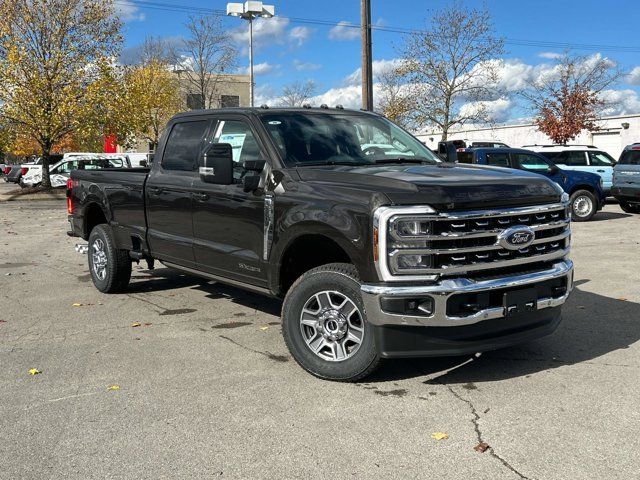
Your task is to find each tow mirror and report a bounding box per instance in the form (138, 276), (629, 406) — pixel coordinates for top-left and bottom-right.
(199, 143), (233, 185)
(440, 141), (458, 163)
(139, 160), (148, 167)
(241, 159), (266, 192)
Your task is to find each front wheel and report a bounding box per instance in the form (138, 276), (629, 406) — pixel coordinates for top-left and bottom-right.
(281, 263), (381, 381)
(570, 190), (597, 221)
(620, 201), (640, 214)
(88, 224), (132, 293)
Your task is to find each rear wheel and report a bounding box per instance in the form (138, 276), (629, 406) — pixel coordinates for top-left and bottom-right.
(88, 224), (131, 293)
(570, 190), (597, 221)
(282, 263), (381, 382)
(620, 201), (640, 214)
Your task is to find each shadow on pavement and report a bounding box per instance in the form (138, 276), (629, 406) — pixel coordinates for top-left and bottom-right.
(591, 210), (631, 221)
(369, 284), (640, 384)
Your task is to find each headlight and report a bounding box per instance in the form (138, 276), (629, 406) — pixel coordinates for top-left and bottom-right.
(390, 217), (432, 239)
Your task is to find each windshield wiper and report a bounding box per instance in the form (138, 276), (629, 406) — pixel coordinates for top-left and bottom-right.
(296, 160), (374, 167)
(371, 157), (434, 165)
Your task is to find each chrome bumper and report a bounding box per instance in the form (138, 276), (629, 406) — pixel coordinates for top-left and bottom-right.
(361, 260), (573, 327)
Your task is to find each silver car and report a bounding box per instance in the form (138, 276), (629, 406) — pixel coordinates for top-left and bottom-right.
(612, 144), (640, 213)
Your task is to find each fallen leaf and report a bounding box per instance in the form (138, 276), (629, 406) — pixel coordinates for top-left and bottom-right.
(0, 319), (6, 323)
(72, 303), (83, 307)
(28, 368), (41, 375)
(107, 385), (120, 391)
(474, 442), (490, 453)
(618, 297), (628, 301)
(143, 322), (152, 326)
(130, 322), (141, 327)
(431, 432), (449, 441)
(260, 326), (269, 331)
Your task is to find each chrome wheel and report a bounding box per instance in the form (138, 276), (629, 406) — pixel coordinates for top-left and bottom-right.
(91, 238), (108, 281)
(299, 290), (364, 362)
(573, 195), (593, 218)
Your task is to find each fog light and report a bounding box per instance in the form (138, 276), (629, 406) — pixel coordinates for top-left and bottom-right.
(380, 296), (434, 316)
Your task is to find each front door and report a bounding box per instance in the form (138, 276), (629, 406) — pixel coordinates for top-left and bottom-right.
(192, 116), (269, 288)
(588, 151), (615, 192)
(146, 118), (212, 268)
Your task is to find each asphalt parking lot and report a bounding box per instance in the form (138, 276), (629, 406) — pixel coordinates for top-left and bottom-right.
(1, 181), (639, 480)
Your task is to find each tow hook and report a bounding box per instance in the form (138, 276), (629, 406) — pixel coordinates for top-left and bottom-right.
(75, 243), (88, 254)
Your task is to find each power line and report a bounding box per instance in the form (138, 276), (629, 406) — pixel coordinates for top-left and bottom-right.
(115, 0), (640, 54)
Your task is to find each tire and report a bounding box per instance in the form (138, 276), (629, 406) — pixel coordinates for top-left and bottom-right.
(282, 263), (381, 382)
(87, 224), (132, 293)
(619, 201), (640, 214)
(570, 190), (597, 221)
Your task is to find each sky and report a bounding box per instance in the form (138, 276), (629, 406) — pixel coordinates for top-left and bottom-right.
(116, 0), (640, 124)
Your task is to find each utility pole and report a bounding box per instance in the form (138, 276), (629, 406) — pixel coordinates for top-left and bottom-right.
(360, 0), (373, 111)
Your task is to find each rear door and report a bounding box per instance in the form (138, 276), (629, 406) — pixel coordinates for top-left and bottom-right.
(191, 115), (269, 287)
(546, 151), (591, 175)
(146, 118), (212, 268)
(587, 151), (615, 193)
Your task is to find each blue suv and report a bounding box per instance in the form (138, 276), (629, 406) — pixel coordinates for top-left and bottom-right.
(455, 147), (606, 221)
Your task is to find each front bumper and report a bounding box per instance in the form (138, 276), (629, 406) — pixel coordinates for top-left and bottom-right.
(361, 260), (573, 358)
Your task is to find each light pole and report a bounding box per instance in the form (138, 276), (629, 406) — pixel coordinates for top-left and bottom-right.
(227, 1), (275, 107)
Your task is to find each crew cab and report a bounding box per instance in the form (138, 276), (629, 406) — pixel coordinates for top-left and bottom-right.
(67, 108), (574, 381)
(455, 147), (606, 221)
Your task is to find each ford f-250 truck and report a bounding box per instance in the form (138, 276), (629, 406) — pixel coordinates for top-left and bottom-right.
(67, 107), (573, 381)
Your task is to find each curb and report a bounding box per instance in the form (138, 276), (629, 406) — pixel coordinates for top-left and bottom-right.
(0, 193), (66, 202)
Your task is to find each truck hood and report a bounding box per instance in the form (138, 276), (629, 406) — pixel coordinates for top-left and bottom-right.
(296, 163), (562, 210)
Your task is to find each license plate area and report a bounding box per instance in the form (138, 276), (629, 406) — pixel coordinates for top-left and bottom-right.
(503, 287), (537, 316)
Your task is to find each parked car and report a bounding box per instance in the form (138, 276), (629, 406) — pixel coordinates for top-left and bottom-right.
(437, 139), (509, 157)
(525, 145), (615, 195)
(455, 147), (606, 221)
(5, 164), (24, 184)
(67, 107), (573, 381)
(21, 154), (129, 188)
(19, 155), (63, 188)
(611, 143), (640, 213)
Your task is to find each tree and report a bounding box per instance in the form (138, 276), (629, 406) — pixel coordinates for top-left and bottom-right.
(177, 15), (237, 109)
(376, 68), (412, 127)
(523, 54), (621, 144)
(0, 0), (122, 188)
(278, 80), (317, 107)
(124, 60), (184, 150)
(397, 3), (504, 140)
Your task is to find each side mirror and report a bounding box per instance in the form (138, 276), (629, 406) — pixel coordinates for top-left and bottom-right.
(548, 164), (559, 174)
(139, 160), (148, 167)
(441, 141), (458, 163)
(199, 143), (233, 184)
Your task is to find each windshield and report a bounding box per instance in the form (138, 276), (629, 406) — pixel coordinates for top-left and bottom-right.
(259, 112), (440, 167)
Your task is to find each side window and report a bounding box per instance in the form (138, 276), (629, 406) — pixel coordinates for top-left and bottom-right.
(514, 153), (550, 172)
(162, 121), (210, 171)
(56, 161), (76, 174)
(589, 151), (614, 166)
(619, 151), (640, 165)
(562, 152), (588, 166)
(212, 119), (263, 165)
(485, 153), (510, 167)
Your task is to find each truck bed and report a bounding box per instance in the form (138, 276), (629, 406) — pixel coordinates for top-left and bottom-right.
(70, 168), (150, 249)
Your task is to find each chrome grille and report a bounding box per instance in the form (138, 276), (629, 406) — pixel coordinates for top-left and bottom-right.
(375, 203), (571, 281)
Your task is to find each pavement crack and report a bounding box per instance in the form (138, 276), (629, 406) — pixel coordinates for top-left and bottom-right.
(218, 335), (289, 363)
(444, 384), (533, 480)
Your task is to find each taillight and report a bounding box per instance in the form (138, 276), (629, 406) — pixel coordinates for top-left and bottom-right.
(2, 167), (10, 175)
(20, 167), (28, 176)
(66, 178), (74, 214)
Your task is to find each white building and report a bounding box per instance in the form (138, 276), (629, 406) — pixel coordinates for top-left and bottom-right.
(415, 113), (640, 159)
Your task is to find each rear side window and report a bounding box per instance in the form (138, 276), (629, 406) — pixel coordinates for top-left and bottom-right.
(485, 153), (510, 167)
(162, 120), (210, 171)
(513, 153), (550, 172)
(456, 152), (473, 164)
(619, 150), (640, 165)
(556, 151), (588, 166)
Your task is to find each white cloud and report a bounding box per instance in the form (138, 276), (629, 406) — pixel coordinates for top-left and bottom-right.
(231, 16), (290, 53)
(600, 89), (640, 115)
(293, 60), (321, 71)
(236, 62), (279, 76)
(115, 3), (145, 22)
(343, 58), (403, 86)
(289, 26), (313, 46)
(538, 52), (563, 59)
(459, 97), (516, 124)
(625, 66), (640, 85)
(310, 85), (362, 108)
(328, 21), (360, 41)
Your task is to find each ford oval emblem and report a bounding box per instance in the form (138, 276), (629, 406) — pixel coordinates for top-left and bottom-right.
(498, 226), (535, 250)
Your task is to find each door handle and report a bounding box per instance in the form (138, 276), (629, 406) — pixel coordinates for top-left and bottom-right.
(193, 192), (209, 202)
(148, 186), (164, 195)
(597, 170), (605, 173)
